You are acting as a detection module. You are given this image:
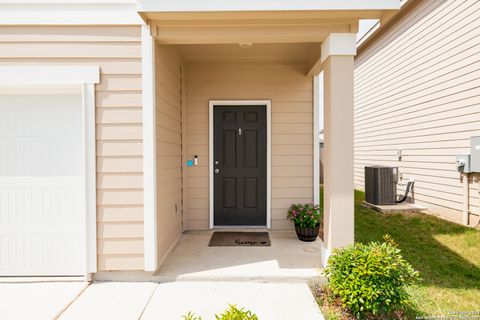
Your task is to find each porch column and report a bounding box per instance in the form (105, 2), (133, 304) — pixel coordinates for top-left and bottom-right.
(321, 33), (356, 265)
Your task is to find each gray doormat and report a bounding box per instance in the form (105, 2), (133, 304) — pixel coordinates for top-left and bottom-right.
(208, 232), (271, 247)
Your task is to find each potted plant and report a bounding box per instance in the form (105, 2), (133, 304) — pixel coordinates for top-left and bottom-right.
(287, 203), (323, 242)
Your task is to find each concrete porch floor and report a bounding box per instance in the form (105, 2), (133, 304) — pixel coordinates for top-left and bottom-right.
(154, 230), (324, 282)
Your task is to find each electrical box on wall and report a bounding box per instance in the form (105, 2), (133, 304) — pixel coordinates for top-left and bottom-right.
(456, 155), (471, 173)
(471, 136), (480, 172)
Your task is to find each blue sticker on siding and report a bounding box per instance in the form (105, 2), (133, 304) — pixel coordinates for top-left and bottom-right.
(186, 160), (194, 167)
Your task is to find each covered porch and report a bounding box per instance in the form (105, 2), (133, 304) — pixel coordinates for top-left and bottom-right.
(138, 2), (400, 272)
(154, 230), (322, 282)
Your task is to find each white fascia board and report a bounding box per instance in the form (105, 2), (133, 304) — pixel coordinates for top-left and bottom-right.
(0, 2), (142, 25)
(321, 33), (357, 63)
(0, 66), (100, 85)
(137, 0), (400, 12)
(357, 21), (381, 47)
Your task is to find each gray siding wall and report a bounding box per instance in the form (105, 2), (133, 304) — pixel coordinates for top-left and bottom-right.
(354, 0), (480, 224)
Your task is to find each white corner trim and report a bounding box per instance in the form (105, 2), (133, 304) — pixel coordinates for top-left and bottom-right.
(142, 24), (158, 272)
(82, 84), (98, 275)
(0, 66), (100, 86)
(313, 76), (320, 204)
(321, 33), (357, 63)
(208, 100), (272, 229)
(319, 237), (331, 267)
(0, 2), (143, 25)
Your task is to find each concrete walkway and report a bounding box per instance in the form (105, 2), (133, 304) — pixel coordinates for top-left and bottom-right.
(59, 281), (324, 320)
(142, 281), (324, 320)
(59, 282), (158, 320)
(0, 281), (86, 320)
(57, 231), (325, 319)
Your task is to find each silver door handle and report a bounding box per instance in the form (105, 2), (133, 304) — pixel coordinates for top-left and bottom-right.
(214, 168), (220, 174)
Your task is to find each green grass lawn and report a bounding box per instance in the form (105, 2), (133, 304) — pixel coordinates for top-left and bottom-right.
(319, 190), (480, 318)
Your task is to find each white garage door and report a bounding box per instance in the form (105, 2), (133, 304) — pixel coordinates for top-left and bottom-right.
(0, 93), (85, 276)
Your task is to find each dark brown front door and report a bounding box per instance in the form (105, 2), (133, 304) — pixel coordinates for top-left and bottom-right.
(214, 106), (267, 226)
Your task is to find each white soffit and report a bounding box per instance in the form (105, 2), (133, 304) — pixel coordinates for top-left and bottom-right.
(0, 1), (143, 25)
(137, 0), (400, 12)
(321, 33), (357, 63)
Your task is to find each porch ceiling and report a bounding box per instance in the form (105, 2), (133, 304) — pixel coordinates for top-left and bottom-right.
(146, 4), (400, 74)
(175, 43), (317, 64)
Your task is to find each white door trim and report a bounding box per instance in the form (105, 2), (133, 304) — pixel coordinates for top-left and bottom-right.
(0, 65), (99, 276)
(208, 100), (272, 229)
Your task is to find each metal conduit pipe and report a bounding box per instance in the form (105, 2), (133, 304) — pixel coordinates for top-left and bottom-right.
(396, 179), (414, 204)
(474, 175), (480, 228)
(477, 177), (480, 227)
(463, 173), (469, 226)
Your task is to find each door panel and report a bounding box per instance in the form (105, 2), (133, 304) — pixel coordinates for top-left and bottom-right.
(243, 177), (258, 208)
(214, 106), (267, 226)
(244, 130), (258, 168)
(222, 130), (237, 168)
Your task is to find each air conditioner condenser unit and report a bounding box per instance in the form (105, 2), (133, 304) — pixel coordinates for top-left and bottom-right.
(365, 166), (398, 205)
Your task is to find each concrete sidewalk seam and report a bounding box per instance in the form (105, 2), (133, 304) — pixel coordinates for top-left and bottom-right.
(138, 282), (159, 320)
(53, 282), (91, 320)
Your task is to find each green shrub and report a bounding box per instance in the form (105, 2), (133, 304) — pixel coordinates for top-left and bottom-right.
(215, 304), (258, 320)
(182, 312), (202, 320)
(182, 305), (258, 320)
(324, 235), (419, 316)
(286, 203), (322, 228)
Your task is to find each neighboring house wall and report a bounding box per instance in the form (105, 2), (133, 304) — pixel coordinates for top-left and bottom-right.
(184, 62), (314, 230)
(0, 26), (145, 270)
(155, 45), (184, 264)
(354, 0), (480, 224)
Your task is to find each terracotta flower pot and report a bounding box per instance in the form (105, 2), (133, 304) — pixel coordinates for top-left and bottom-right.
(294, 224), (320, 242)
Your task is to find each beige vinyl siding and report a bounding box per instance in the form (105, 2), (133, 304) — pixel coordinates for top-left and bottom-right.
(0, 26), (144, 270)
(185, 62), (313, 230)
(155, 45), (183, 263)
(354, 0), (480, 224)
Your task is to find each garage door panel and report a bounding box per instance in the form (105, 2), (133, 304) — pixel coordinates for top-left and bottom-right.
(0, 94), (82, 177)
(0, 94), (86, 276)
(0, 232), (84, 276)
(0, 178), (83, 223)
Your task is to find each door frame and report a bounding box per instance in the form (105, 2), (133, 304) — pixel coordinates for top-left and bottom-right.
(209, 100), (272, 229)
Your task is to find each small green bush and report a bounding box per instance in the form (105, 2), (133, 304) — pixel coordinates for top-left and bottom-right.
(324, 235), (419, 316)
(215, 304), (258, 320)
(182, 305), (258, 320)
(182, 312), (202, 320)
